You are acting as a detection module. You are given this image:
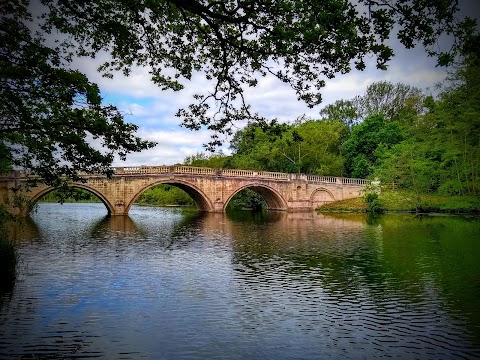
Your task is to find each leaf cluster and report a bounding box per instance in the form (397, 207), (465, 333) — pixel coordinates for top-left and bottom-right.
(1, 0), (155, 187)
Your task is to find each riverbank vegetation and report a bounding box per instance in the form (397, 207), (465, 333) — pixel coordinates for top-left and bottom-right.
(136, 185), (194, 207)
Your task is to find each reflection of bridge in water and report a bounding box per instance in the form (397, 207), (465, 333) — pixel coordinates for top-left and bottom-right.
(200, 211), (368, 247)
(6, 210), (368, 249)
(0, 166), (368, 216)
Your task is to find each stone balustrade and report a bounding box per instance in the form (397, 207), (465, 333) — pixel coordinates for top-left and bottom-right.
(109, 166), (367, 185)
(1, 166), (369, 186)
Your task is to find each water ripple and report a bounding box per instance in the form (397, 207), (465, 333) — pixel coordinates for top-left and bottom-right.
(1, 204), (479, 359)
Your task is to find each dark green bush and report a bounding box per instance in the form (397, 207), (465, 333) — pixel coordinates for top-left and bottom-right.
(364, 192), (384, 214)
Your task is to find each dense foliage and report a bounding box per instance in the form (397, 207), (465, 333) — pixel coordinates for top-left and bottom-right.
(341, 114), (405, 178)
(376, 64), (480, 197)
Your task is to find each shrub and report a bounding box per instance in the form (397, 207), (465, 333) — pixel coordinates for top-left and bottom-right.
(364, 192), (384, 214)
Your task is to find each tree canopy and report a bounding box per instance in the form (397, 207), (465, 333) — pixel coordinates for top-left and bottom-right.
(36, 0), (479, 147)
(341, 113), (405, 178)
(319, 81), (426, 126)
(376, 62), (480, 196)
(1, 0), (155, 187)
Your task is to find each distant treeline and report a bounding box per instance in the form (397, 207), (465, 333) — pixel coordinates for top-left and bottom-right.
(40, 188), (101, 203)
(136, 185), (194, 207)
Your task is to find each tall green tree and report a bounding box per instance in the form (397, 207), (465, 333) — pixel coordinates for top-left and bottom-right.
(341, 114), (405, 178)
(319, 99), (360, 127)
(37, 0), (478, 148)
(278, 120), (346, 175)
(436, 63), (480, 195)
(354, 82), (425, 123)
(375, 138), (442, 195)
(229, 120), (292, 171)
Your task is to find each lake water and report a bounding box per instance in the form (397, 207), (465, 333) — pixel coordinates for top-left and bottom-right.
(1, 203), (479, 359)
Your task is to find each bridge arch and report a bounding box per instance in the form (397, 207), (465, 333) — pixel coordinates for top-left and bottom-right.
(310, 188), (336, 209)
(126, 179), (214, 213)
(224, 183), (288, 211)
(25, 183), (115, 216)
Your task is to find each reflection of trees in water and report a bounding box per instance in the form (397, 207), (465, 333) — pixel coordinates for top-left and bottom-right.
(0, 283), (14, 306)
(5, 217), (41, 245)
(225, 209), (285, 224)
(166, 211), (216, 249)
(227, 212), (374, 291)
(376, 215), (480, 340)
(226, 212), (480, 342)
(209, 212), (374, 295)
(2, 218), (41, 297)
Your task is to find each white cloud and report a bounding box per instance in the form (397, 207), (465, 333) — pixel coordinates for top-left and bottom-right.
(112, 128), (230, 167)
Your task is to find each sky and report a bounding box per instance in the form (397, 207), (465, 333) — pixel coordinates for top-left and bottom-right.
(67, 1), (478, 168)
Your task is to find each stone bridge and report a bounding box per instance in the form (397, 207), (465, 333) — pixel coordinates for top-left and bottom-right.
(0, 166), (368, 216)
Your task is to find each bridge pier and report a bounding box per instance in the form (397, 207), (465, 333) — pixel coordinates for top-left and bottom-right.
(286, 200), (313, 212)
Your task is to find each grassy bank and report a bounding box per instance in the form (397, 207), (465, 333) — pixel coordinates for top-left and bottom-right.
(318, 190), (480, 214)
